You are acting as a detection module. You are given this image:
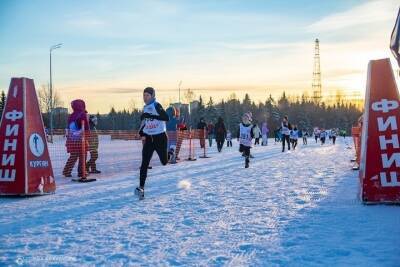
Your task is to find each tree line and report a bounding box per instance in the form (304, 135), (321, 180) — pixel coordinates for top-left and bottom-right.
(0, 89), (362, 135)
(189, 92), (361, 134)
(93, 92), (362, 135)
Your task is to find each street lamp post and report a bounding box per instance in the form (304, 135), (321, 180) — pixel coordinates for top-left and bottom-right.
(49, 43), (62, 142)
(178, 80), (182, 104)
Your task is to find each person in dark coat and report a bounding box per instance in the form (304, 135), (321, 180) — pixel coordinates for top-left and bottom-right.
(215, 117), (227, 152)
(175, 116), (187, 159)
(281, 115), (292, 152)
(63, 99), (90, 178)
(166, 106), (179, 161)
(197, 117), (207, 149)
(86, 115), (101, 174)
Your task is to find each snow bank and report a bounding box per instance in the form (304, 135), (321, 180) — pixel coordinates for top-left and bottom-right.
(0, 138), (399, 266)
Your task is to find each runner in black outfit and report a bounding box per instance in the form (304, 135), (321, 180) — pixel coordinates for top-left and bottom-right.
(135, 87), (169, 199)
(281, 115), (291, 152)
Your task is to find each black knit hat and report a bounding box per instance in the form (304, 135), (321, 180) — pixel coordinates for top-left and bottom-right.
(143, 87), (155, 97)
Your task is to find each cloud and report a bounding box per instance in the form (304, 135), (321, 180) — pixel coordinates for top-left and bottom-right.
(217, 42), (308, 51)
(324, 69), (363, 79)
(3, 0), (396, 113)
(67, 17), (106, 29)
(94, 87), (143, 95)
(58, 46), (164, 58)
(308, 0), (398, 33)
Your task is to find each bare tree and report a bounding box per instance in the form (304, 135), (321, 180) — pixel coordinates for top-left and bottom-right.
(335, 90), (344, 105)
(228, 93), (237, 101)
(128, 98), (138, 112)
(38, 84), (63, 113)
(184, 88), (196, 103)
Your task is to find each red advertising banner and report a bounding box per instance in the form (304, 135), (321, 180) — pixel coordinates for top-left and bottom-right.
(0, 78), (55, 195)
(359, 58), (400, 203)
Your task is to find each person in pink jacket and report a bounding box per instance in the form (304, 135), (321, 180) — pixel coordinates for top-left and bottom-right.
(63, 99), (90, 179)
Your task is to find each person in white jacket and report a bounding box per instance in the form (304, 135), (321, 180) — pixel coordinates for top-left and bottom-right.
(226, 130), (233, 147)
(238, 112), (255, 168)
(252, 123), (262, 145)
(290, 125), (299, 150)
(331, 128), (337, 145)
(261, 122), (269, 146)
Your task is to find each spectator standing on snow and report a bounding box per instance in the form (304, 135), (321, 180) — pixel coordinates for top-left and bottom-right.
(86, 115), (101, 174)
(197, 117), (207, 149)
(253, 123), (261, 145)
(226, 130), (233, 147)
(215, 117), (227, 152)
(63, 99), (90, 179)
(166, 106), (179, 162)
(302, 129), (309, 145)
(274, 128), (281, 143)
(290, 125), (299, 150)
(175, 115), (187, 160)
(261, 122), (269, 146)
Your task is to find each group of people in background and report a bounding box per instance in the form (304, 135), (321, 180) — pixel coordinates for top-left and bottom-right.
(61, 86), (347, 198)
(313, 127), (340, 145)
(252, 123), (269, 146)
(197, 117), (227, 152)
(197, 117), (270, 153)
(277, 116), (342, 152)
(195, 113), (271, 168)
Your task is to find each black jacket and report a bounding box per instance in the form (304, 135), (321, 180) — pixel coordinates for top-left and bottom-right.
(214, 121), (227, 140)
(197, 121), (207, 130)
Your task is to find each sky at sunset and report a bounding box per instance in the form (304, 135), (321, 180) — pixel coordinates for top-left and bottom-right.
(0, 0), (399, 113)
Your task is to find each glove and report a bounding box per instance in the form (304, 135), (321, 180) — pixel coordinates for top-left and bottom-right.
(141, 113), (152, 120)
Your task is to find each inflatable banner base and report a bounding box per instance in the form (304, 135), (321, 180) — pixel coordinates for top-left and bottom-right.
(359, 59), (400, 204)
(0, 78), (56, 196)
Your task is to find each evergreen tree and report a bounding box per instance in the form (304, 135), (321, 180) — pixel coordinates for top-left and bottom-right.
(242, 93), (251, 112)
(0, 90), (6, 117)
(206, 97), (218, 122)
(109, 107), (117, 130)
(86, 92), (361, 134)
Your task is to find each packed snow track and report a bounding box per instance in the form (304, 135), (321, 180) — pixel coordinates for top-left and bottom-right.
(0, 138), (399, 266)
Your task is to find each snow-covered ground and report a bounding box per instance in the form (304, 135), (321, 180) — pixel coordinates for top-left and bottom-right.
(0, 137), (399, 266)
